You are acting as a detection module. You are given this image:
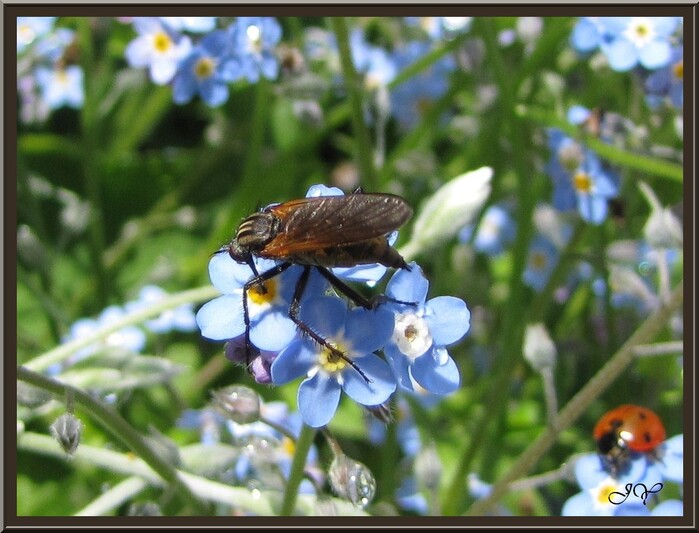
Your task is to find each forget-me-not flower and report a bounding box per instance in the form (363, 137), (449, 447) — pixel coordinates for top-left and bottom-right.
(383, 263), (468, 396)
(270, 296), (397, 428)
(125, 17), (193, 85)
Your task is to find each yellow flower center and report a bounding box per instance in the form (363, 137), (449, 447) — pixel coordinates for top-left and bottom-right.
(624, 18), (657, 47)
(596, 482), (618, 505)
(319, 344), (348, 374)
(18, 24), (37, 47)
(673, 60), (683, 80)
(531, 251), (547, 271)
(194, 57), (215, 79)
(153, 31), (172, 54)
(248, 279), (277, 305)
(573, 171), (593, 193)
(282, 436), (295, 456)
(56, 69), (69, 85)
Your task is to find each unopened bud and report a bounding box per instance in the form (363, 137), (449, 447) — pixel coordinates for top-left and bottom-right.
(414, 443), (442, 491)
(407, 167), (492, 254)
(523, 323), (557, 372)
(50, 413), (82, 455)
(211, 386), (261, 424)
(328, 454), (376, 509)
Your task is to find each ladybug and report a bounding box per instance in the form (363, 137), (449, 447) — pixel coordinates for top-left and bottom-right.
(593, 404), (666, 475)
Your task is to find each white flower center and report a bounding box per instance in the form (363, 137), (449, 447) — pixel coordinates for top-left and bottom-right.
(393, 312), (432, 360)
(623, 18), (657, 48)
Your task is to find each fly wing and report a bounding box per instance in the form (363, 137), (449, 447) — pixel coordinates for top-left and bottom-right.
(261, 193), (412, 257)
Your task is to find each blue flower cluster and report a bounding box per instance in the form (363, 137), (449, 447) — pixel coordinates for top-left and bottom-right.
(54, 284), (197, 375)
(571, 17), (682, 73)
(571, 17), (684, 111)
(125, 17), (281, 107)
(178, 400), (323, 494)
(16, 17), (84, 122)
(546, 125), (621, 226)
(562, 434), (683, 516)
(196, 185), (470, 428)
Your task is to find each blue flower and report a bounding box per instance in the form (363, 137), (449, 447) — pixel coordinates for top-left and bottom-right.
(160, 17), (218, 34)
(396, 476), (429, 514)
(226, 401), (323, 492)
(390, 41), (456, 130)
(270, 296), (397, 428)
(570, 17), (606, 54)
(17, 17), (57, 53)
(571, 17), (682, 72)
(523, 236), (558, 292)
(125, 17), (192, 85)
(561, 452), (663, 516)
(125, 285), (197, 334)
(644, 45), (683, 110)
(651, 499), (683, 516)
(405, 17), (473, 41)
(34, 65), (84, 110)
(349, 29), (397, 90)
(656, 434), (683, 484)
(546, 129), (620, 225)
(196, 252), (326, 352)
(228, 17), (282, 83)
(598, 17), (682, 72)
(54, 305), (147, 375)
(459, 204), (516, 256)
(383, 263), (467, 396)
(177, 408), (225, 445)
(172, 30), (243, 106)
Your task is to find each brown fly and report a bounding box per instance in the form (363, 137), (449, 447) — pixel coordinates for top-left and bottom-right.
(222, 189), (413, 380)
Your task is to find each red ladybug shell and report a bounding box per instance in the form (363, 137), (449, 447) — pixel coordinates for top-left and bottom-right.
(594, 404), (666, 455)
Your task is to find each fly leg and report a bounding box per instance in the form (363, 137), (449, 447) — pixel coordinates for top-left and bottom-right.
(241, 261), (293, 369)
(289, 266), (372, 383)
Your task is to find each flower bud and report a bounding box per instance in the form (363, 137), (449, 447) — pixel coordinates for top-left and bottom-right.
(328, 454), (376, 509)
(211, 386), (261, 424)
(414, 443), (442, 491)
(523, 322), (557, 372)
(50, 413), (82, 455)
(406, 167), (492, 254)
(638, 181), (682, 249)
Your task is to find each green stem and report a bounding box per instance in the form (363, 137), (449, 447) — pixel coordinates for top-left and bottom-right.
(529, 221), (588, 322)
(17, 366), (208, 514)
(280, 423), (317, 515)
(75, 476), (149, 516)
(330, 17), (376, 189)
(516, 105), (683, 183)
(24, 285), (219, 372)
(442, 18), (538, 515)
(18, 431), (368, 515)
(466, 281), (683, 515)
(77, 18), (109, 308)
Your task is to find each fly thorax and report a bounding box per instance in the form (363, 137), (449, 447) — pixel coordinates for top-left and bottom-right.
(235, 212), (280, 251)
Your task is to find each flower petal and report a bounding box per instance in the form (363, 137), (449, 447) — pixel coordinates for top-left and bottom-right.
(196, 295), (244, 340)
(299, 296), (347, 338)
(411, 350), (460, 395)
(386, 263), (428, 304)
(250, 308), (297, 351)
(345, 306), (394, 355)
(342, 353), (396, 405)
(424, 296), (470, 346)
(384, 344), (415, 392)
(298, 373), (341, 427)
(271, 338), (316, 384)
